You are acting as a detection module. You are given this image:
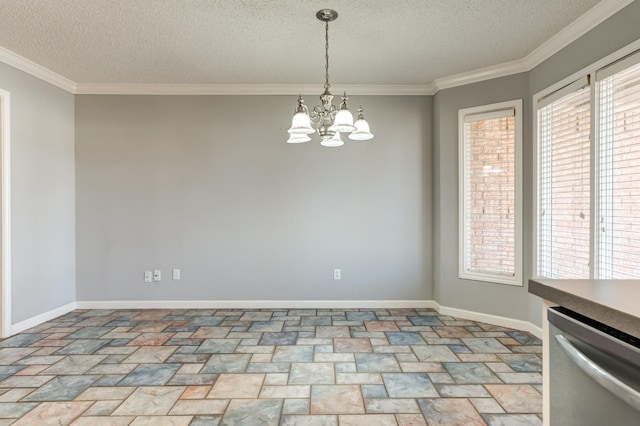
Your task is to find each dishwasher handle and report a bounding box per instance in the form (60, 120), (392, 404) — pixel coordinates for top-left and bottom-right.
(555, 334), (640, 412)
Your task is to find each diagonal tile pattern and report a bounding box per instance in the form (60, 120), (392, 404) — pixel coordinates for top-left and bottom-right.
(0, 308), (542, 425)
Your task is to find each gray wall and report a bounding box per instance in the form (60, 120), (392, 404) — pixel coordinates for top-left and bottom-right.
(433, 73), (531, 321)
(530, 0), (640, 95)
(0, 62), (76, 323)
(75, 95), (433, 302)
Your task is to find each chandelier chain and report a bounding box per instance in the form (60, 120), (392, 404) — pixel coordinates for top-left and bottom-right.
(324, 20), (330, 92)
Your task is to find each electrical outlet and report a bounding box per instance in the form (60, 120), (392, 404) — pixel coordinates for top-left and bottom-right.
(172, 269), (181, 280)
(333, 269), (341, 280)
(144, 271), (153, 283)
(153, 270), (161, 282)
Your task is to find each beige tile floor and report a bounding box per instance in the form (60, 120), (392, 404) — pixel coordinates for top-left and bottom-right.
(0, 308), (543, 425)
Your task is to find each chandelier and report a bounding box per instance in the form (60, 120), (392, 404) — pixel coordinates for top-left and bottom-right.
(287, 9), (374, 147)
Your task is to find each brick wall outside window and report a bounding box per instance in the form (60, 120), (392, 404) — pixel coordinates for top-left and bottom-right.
(465, 116), (516, 277)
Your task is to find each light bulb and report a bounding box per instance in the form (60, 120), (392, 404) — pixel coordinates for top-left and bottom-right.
(287, 133), (312, 144)
(287, 95), (315, 135)
(288, 111), (315, 135)
(330, 93), (356, 132)
(348, 106), (374, 140)
(320, 132), (344, 147)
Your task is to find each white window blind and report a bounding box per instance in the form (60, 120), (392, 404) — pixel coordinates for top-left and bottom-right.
(596, 57), (640, 278)
(459, 100), (522, 285)
(537, 83), (591, 278)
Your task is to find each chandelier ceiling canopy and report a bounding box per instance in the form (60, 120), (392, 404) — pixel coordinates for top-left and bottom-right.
(287, 9), (374, 147)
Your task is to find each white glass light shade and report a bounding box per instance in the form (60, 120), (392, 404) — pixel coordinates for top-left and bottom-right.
(320, 132), (344, 147)
(330, 108), (356, 132)
(288, 111), (315, 134)
(286, 133), (312, 144)
(348, 118), (374, 140)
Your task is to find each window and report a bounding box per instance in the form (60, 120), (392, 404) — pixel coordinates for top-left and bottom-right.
(459, 100), (523, 286)
(596, 54), (640, 278)
(536, 49), (640, 279)
(537, 79), (591, 278)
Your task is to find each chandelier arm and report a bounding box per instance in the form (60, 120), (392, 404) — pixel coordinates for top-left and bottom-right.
(309, 107), (323, 125)
(324, 20), (330, 92)
(309, 116), (322, 126)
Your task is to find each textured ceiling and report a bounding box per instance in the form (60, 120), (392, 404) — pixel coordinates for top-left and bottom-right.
(0, 0), (601, 85)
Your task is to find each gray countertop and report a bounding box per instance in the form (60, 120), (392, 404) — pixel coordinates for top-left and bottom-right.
(529, 279), (640, 339)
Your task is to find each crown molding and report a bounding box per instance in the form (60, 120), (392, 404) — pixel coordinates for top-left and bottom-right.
(0, 0), (633, 96)
(431, 0), (634, 93)
(432, 59), (529, 92)
(522, 0), (634, 70)
(74, 83), (435, 96)
(341, 84), (437, 96)
(0, 46), (76, 93)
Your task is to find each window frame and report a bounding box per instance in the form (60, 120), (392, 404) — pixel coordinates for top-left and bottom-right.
(458, 99), (524, 286)
(532, 39), (640, 279)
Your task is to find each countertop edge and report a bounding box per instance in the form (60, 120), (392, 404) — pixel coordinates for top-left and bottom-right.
(529, 279), (640, 339)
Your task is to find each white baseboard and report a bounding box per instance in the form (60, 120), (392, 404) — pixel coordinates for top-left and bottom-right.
(434, 302), (543, 339)
(76, 300), (439, 310)
(13, 299), (541, 339)
(11, 302), (76, 335)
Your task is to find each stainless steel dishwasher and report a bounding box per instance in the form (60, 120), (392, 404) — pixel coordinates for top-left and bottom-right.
(548, 306), (640, 425)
